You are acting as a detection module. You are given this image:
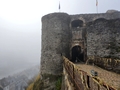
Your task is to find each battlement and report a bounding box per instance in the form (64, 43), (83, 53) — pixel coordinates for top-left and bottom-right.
(70, 10), (120, 23)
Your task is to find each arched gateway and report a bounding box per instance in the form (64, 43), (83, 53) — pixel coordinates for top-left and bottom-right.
(71, 45), (84, 62)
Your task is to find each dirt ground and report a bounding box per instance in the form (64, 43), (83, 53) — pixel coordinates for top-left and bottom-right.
(76, 63), (120, 89)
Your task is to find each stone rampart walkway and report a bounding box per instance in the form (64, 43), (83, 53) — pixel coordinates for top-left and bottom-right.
(76, 63), (120, 89)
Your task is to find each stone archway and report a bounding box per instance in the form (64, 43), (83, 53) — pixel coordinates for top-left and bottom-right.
(71, 45), (84, 63)
(71, 20), (83, 28)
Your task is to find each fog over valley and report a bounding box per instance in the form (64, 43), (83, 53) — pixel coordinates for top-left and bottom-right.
(0, 18), (41, 79)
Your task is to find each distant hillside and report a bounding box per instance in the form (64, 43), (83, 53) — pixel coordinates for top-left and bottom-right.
(0, 65), (39, 90)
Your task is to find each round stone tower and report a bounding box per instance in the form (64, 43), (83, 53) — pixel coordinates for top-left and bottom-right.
(40, 13), (71, 75)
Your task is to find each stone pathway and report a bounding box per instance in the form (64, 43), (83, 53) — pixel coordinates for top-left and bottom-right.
(76, 64), (120, 89)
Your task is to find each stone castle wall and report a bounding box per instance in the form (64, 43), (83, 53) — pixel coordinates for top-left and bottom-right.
(40, 11), (120, 75)
(86, 18), (120, 58)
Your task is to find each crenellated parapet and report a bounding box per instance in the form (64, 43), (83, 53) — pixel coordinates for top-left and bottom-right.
(70, 10), (120, 23)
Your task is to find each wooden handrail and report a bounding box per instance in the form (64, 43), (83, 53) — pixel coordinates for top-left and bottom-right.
(63, 56), (116, 90)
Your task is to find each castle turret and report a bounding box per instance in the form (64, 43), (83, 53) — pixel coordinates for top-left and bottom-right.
(40, 13), (71, 75)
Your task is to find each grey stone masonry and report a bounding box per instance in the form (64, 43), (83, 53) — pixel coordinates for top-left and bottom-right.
(40, 10), (120, 75)
(41, 13), (71, 75)
(86, 18), (120, 58)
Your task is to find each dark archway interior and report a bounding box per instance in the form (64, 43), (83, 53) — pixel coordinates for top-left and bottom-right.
(71, 45), (84, 62)
(71, 20), (83, 28)
(0, 88), (3, 90)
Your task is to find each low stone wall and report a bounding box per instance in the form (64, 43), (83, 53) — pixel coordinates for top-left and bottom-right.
(87, 56), (120, 73)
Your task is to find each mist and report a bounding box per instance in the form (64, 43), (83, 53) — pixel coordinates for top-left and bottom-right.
(0, 0), (120, 79)
(0, 17), (41, 79)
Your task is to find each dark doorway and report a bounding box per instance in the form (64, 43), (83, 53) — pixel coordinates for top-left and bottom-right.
(71, 45), (84, 62)
(0, 87), (3, 90)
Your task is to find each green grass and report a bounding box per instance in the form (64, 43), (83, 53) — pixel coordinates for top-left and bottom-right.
(55, 76), (62, 90)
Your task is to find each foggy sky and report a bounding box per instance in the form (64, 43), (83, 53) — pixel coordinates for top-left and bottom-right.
(0, 0), (120, 79)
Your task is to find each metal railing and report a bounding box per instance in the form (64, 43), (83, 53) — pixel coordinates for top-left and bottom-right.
(63, 56), (116, 90)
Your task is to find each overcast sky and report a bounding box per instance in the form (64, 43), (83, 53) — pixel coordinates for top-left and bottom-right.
(0, 0), (120, 79)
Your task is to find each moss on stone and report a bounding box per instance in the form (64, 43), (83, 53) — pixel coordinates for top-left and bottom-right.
(38, 74), (62, 90)
(55, 76), (62, 90)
